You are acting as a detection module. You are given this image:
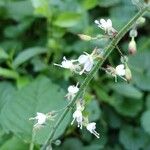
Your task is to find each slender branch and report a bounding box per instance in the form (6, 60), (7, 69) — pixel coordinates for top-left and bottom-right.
(41, 6), (148, 150)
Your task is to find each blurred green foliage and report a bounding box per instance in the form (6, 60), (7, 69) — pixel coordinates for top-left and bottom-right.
(0, 0), (149, 150)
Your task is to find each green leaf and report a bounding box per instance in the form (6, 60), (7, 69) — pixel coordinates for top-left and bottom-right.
(141, 110), (150, 135)
(146, 94), (150, 110)
(5, 0), (33, 21)
(0, 76), (70, 144)
(31, 0), (50, 17)
(86, 100), (101, 121)
(53, 12), (81, 28)
(0, 82), (16, 111)
(129, 52), (150, 91)
(99, 0), (121, 7)
(119, 126), (148, 150)
(0, 67), (19, 79)
(0, 48), (9, 60)
(0, 136), (28, 150)
(12, 47), (47, 68)
(112, 96), (143, 117)
(82, 0), (98, 10)
(110, 83), (143, 99)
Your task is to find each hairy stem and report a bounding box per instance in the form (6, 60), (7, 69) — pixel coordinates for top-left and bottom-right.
(41, 6), (148, 150)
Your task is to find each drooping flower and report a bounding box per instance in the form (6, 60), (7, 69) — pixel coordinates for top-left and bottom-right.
(78, 52), (94, 75)
(106, 64), (126, 82)
(95, 19), (117, 36)
(86, 122), (99, 138)
(71, 109), (83, 129)
(115, 64), (126, 76)
(65, 83), (79, 101)
(71, 101), (84, 129)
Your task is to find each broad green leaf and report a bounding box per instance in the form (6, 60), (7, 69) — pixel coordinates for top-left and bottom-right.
(31, 0), (50, 17)
(110, 83), (143, 99)
(129, 52), (150, 91)
(0, 82), (16, 111)
(12, 47), (47, 68)
(82, 0), (98, 10)
(0, 67), (19, 79)
(0, 48), (9, 60)
(86, 100), (101, 121)
(112, 96), (143, 117)
(0, 76), (70, 144)
(99, 0), (121, 7)
(5, 0), (33, 21)
(141, 111), (150, 135)
(146, 94), (150, 110)
(103, 107), (121, 129)
(0, 136), (28, 150)
(53, 12), (82, 28)
(119, 126), (148, 150)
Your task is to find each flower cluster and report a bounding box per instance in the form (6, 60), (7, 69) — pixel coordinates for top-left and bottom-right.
(71, 100), (99, 138)
(29, 17), (135, 140)
(105, 56), (132, 82)
(94, 19), (117, 37)
(54, 48), (101, 75)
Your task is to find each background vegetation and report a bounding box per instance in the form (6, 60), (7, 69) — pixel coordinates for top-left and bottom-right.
(0, 0), (150, 150)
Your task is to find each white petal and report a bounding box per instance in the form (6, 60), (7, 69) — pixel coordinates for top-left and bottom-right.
(78, 55), (88, 64)
(100, 19), (107, 26)
(107, 19), (112, 28)
(94, 20), (99, 25)
(84, 60), (93, 72)
(36, 112), (46, 124)
(86, 122), (96, 133)
(116, 64), (125, 76)
(68, 85), (79, 94)
(62, 60), (72, 68)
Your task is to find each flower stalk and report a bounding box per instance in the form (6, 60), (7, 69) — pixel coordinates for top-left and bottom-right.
(41, 6), (148, 150)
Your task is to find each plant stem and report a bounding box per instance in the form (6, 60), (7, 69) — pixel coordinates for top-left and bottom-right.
(30, 129), (36, 150)
(41, 6), (148, 150)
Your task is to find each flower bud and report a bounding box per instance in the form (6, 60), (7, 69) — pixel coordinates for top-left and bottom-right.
(125, 65), (132, 82)
(128, 38), (137, 55)
(78, 34), (92, 41)
(136, 17), (146, 26)
(129, 29), (138, 38)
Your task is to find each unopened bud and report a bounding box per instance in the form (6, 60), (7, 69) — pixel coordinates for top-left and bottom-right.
(78, 34), (92, 41)
(125, 65), (132, 82)
(129, 29), (138, 38)
(136, 17), (146, 26)
(128, 38), (137, 55)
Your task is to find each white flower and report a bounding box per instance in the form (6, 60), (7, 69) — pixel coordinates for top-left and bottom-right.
(95, 19), (117, 36)
(86, 122), (99, 138)
(105, 64), (126, 82)
(71, 110), (83, 129)
(54, 56), (74, 69)
(54, 56), (80, 73)
(29, 112), (47, 128)
(66, 83), (79, 100)
(78, 52), (94, 75)
(115, 64), (125, 76)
